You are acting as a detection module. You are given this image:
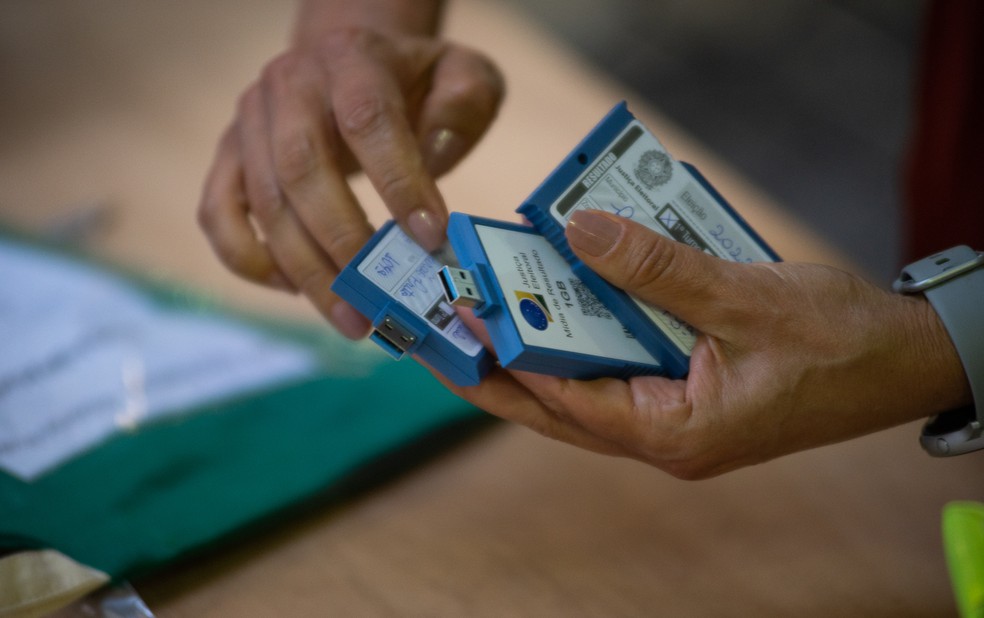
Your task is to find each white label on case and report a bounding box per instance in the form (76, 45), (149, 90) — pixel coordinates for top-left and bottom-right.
(548, 120), (774, 353)
(358, 225), (482, 356)
(475, 225), (656, 364)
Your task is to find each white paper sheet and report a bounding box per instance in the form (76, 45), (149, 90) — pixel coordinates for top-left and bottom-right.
(0, 239), (317, 481)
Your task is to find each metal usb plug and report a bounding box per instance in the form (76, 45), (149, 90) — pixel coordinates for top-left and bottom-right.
(439, 266), (484, 309)
(370, 315), (417, 360)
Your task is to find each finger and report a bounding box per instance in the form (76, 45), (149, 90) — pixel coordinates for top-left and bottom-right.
(237, 83), (370, 338)
(506, 369), (638, 445)
(565, 210), (741, 326)
(415, 44), (505, 177)
(429, 363), (629, 457)
(197, 126), (295, 292)
(456, 308), (497, 352)
(329, 43), (448, 252)
(506, 368), (693, 466)
(262, 53), (375, 279)
(454, 310), (633, 456)
(459, 295), (682, 449)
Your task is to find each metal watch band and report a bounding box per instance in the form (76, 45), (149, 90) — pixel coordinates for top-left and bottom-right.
(895, 246), (984, 456)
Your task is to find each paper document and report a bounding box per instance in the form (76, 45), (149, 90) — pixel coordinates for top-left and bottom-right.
(0, 239), (317, 481)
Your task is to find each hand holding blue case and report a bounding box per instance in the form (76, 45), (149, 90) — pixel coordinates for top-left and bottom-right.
(517, 102), (780, 377)
(333, 103), (777, 386)
(443, 213), (662, 380)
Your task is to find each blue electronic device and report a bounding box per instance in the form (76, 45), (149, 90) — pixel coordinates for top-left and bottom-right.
(331, 220), (493, 386)
(517, 102), (780, 377)
(440, 213), (662, 380)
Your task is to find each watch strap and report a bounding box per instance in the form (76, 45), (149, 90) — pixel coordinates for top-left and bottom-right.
(896, 246), (984, 456)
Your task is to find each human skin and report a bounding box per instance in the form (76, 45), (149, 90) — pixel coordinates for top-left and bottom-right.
(199, 2), (972, 477)
(430, 210), (973, 479)
(197, 0), (501, 337)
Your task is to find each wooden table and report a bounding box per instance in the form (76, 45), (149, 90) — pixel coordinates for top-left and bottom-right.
(1, 1), (979, 615)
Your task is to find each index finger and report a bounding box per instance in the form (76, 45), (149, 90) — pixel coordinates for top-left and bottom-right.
(330, 50), (448, 252)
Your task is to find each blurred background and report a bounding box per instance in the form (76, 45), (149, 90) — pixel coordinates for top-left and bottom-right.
(1, 2), (968, 615)
(0, 0), (924, 282)
(504, 0), (924, 282)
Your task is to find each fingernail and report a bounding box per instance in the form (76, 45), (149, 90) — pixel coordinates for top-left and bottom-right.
(406, 208), (446, 253)
(567, 210), (622, 256)
(331, 302), (371, 339)
(424, 128), (468, 176)
(267, 272), (297, 293)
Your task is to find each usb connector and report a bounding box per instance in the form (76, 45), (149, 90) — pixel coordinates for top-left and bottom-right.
(370, 315), (417, 360)
(439, 266), (484, 309)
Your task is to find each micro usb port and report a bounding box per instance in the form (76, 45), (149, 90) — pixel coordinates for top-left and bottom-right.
(439, 266), (484, 308)
(370, 315), (417, 360)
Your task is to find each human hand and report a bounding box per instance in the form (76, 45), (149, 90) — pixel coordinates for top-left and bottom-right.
(198, 27), (503, 337)
(434, 210), (972, 479)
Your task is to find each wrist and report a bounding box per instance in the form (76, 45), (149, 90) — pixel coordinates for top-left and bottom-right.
(904, 295), (974, 415)
(896, 246), (984, 455)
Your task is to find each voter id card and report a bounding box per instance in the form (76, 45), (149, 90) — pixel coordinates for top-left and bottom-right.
(518, 102), (779, 377)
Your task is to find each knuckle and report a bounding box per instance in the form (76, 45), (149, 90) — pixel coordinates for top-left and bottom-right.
(272, 129), (320, 187)
(623, 238), (678, 291)
(375, 165), (416, 201)
(319, 222), (369, 263)
(336, 89), (390, 137)
(247, 180), (284, 222)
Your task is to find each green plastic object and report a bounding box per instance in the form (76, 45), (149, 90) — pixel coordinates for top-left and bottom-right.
(0, 232), (486, 579)
(943, 501), (984, 618)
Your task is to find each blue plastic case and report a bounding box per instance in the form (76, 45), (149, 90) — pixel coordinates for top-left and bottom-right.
(443, 213), (662, 380)
(331, 220), (493, 386)
(517, 102), (780, 377)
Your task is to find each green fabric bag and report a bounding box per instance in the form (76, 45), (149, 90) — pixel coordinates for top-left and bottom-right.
(0, 233), (485, 580)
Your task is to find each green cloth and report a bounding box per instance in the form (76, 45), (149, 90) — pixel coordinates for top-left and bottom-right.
(0, 232), (485, 580)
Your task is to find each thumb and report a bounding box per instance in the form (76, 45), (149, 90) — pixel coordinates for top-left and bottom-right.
(565, 209), (737, 324)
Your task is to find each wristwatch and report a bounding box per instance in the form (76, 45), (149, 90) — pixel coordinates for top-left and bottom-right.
(894, 245), (984, 456)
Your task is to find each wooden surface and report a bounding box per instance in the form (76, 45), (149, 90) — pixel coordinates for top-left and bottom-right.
(1, 1), (980, 615)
